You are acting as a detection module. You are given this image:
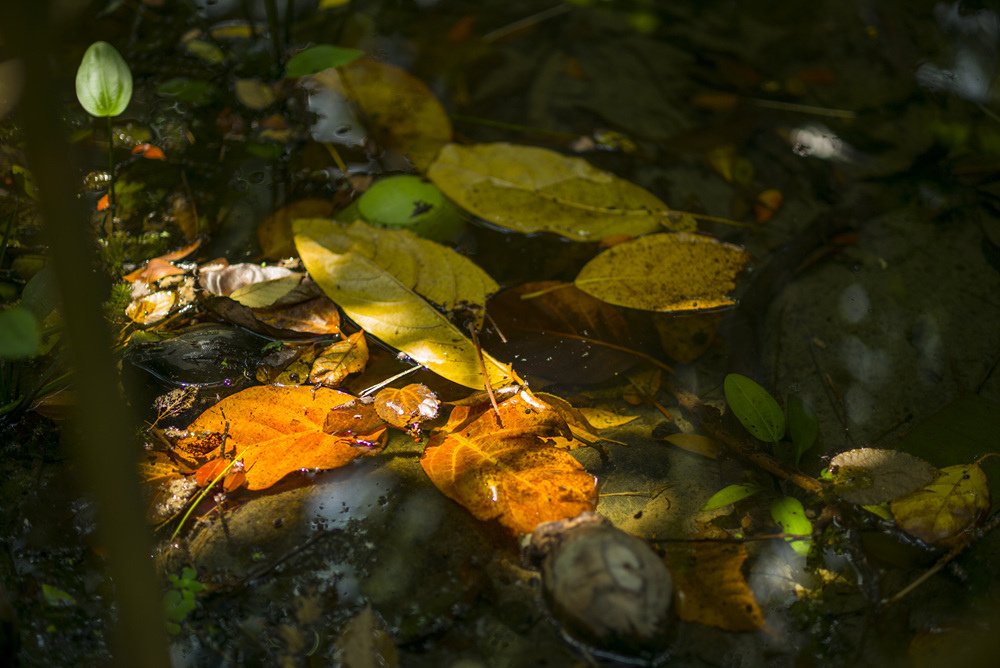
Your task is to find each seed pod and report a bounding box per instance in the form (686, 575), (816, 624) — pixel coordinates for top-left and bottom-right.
(524, 513), (673, 661)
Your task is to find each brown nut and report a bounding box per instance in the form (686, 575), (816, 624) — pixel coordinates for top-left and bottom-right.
(525, 513), (673, 661)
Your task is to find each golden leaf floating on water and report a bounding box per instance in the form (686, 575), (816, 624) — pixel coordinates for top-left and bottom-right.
(420, 390), (597, 534)
(575, 233), (749, 313)
(427, 142), (693, 241)
(891, 464), (990, 546)
(294, 217), (517, 390)
(176, 385), (386, 491)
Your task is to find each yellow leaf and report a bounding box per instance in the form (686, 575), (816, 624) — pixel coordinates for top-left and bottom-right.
(890, 464), (990, 546)
(664, 542), (764, 631)
(662, 433), (721, 459)
(575, 232), (749, 312)
(230, 275), (304, 308)
(577, 407), (639, 429)
(258, 198), (335, 260)
(311, 58), (451, 170)
(304, 219), (498, 319)
(294, 218), (516, 389)
(309, 331), (369, 387)
(427, 143), (694, 241)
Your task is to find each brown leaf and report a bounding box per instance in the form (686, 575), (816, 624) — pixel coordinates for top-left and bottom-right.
(484, 281), (652, 385)
(324, 399), (386, 440)
(176, 386), (386, 490)
(309, 331), (369, 387)
(252, 295), (342, 336)
(420, 390), (597, 534)
(830, 448), (939, 505)
(663, 542), (764, 631)
(373, 384), (440, 429)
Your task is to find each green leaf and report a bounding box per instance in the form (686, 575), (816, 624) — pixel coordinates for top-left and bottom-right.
(0, 306), (41, 359)
(723, 373), (785, 443)
(769, 496), (812, 557)
(41, 583), (77, 607)
(786, 395), (819, 464)
(702, 483), (763, 511)
(285, 45), (364, 77)
(75, 41), (132, 118)
(357, 175), (464, 242)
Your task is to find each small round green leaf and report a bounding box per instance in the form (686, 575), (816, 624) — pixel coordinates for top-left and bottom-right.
(770, 496), (812, 556)
(0, 306), (41, 359)
(357, 175), (464, 241)
(285, 45), (364, 78)
(723, 373), (785, 443)
(75, 41), (133, 118)
(702, 483), (763, 511)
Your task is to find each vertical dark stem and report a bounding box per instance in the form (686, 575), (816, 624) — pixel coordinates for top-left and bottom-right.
(106, 115), (116, 213)
(0, 2), (169, 666)
(263, 0), (283, 74)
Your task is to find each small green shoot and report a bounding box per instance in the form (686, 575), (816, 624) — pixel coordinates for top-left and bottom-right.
(285, 45), (364, 78)
(163, 567), (205, 634)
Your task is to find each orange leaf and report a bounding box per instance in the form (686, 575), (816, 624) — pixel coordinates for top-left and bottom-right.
(131, 143), (167, 160)
(421, 390), (597, 534)
(97, 193), (110, 211)
(753, 189), (783, 224)
(253, 295), (342, 336)
(373, 384), (440, 429)
(176, 386), (386, 490)
(663, 542), (764, 631)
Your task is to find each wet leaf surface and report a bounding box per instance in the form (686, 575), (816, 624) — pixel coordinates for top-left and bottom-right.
(829, 448), (940, 505)
(176, 385), (386, 490)
(309, 331), (369, 387)
(891, 464), (990, 546)
(372, 383), (440, 429)
(428, 142), (692, 240)
(294, 217), (516, 389)
(576, 233), (749, 312)
(420, 390), (597, 533)
(664, 542), (764, 631)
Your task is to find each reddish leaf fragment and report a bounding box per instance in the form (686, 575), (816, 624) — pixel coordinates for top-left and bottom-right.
(373, 384), (440, 430)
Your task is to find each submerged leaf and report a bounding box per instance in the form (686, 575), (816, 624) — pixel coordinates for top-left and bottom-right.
(663, 542), (764, 631)
(427, 142), (691, 241)
(176, 386), (385, 490)
(420, 390), (597, 533)
(294, 218), (515, 389)
(702, 483), (763, 511)
(285, 45), (363, 78)
(575, 233), (749, 312)
(770, 496), (813, 556)
(891, 464), (990, 546)
(724, 374), (785, 443)
(829, 448), (939, 505)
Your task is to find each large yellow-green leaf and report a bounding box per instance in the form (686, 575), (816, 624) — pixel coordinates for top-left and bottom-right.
(294, 218), (515, 389)
(574, 232), (749, 312)
(891, 464), (990, 546)
(427, 143), (693, 241)
(305, 219), (498, 317)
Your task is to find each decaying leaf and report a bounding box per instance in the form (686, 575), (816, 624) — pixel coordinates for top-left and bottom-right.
(484, 281), (648, 385)
(652, 312), (720, 363)
(252, 296), (342, 336)
(333, 605), (400, 668)
(427, 142), (692, 241)
(310, 58), (452, 170)
(309, 331), (369, 387)
(126, 290), (176, 325)
(299, 219), (498, 319)
(576, 407), (639, 429)
(176, 386), (386, 490)
(420, 389), (598, 534)
(575, 233), (749, 312)
(662, 433), (721, 459)
(294, 217), (517, 389)
(373, 384), (440, 429)
(829, 448), (939, 505)
(663, 542), (764, 631)
(891, 464), (990, 546)
(198, 263), (299, 304)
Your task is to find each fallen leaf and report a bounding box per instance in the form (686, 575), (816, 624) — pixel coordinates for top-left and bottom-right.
(829, 448), (939, 505)
(252, 296), (342, 336)
(176, 385), (386, 490)
(652, 312), (720, 363)
(309, 331), (369, 387)
(421, 390), (597, 534)
(300, 219), (498, 320)
(122, 240), (202, 282)
(294, 217), (516, 389)
(891, 464), (990, 546)
(663, 542), (764, 631)
(427, 142), (692, 241)
(198, 263), (297, 301)
(126, 290), (176, 325)
(333, 605), (400, 668)
(754, 189), (783, 224)
(575, 233), (749, 312)
(662, 433), (721, 459)
(576, 407), (639, 429)
(373, 384), (440, 429)
(310, 58), (451, 169)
